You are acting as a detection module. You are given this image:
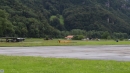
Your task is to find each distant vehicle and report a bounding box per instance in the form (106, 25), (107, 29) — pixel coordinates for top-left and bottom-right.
(1, 37), (25, 42)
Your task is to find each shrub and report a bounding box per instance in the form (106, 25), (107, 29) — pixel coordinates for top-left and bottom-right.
(72, 35), (85, 40)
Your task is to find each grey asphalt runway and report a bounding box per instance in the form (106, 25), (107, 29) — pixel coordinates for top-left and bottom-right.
(0, 45), (130, 61)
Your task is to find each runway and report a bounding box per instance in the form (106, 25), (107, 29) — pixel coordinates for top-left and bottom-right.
(0, 45), (130, 61)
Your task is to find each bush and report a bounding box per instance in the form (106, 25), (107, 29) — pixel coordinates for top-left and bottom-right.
(120, 38), (124, 41)
(72, 35), (85, 40)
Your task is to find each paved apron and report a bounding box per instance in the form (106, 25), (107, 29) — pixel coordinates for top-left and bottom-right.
(0, 45), (130, 61)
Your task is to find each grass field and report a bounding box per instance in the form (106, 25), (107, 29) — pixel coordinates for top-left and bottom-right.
(0, 38), (130, 47)
(0, 55), (130, 73)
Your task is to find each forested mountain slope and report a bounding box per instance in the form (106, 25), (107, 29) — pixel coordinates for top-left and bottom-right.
(0, 0), (130, 38)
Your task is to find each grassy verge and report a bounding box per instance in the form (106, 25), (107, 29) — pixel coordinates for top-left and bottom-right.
(0, 38), (130, 47)
(0, 55), (130, 73)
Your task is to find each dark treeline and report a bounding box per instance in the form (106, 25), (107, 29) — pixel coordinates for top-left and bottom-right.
(0, 0), (130, 39)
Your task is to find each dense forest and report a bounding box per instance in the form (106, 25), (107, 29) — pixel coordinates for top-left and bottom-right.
(0, 0), (130, 39)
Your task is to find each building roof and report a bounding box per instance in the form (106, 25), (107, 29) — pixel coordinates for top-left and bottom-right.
(65, 35), (74, 39)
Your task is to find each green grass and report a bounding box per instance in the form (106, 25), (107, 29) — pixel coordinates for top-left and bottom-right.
(0, 55), (130, 73)
(0, 38), (130, 47)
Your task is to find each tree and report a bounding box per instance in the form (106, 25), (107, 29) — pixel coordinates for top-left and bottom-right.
(1, 0), (130, 38)
(101, 31), (110, 39)
(0, 9), (14, 36)
(70, 29), (86, 35)
(72, 35), (85, 40)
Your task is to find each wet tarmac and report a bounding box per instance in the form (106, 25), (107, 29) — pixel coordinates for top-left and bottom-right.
(0, 45), (130, 61)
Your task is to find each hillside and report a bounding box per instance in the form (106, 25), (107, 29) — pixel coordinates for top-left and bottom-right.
(0, 0), (130, 38)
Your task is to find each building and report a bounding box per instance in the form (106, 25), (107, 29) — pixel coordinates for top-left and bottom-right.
(65, 35), (74, 40)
